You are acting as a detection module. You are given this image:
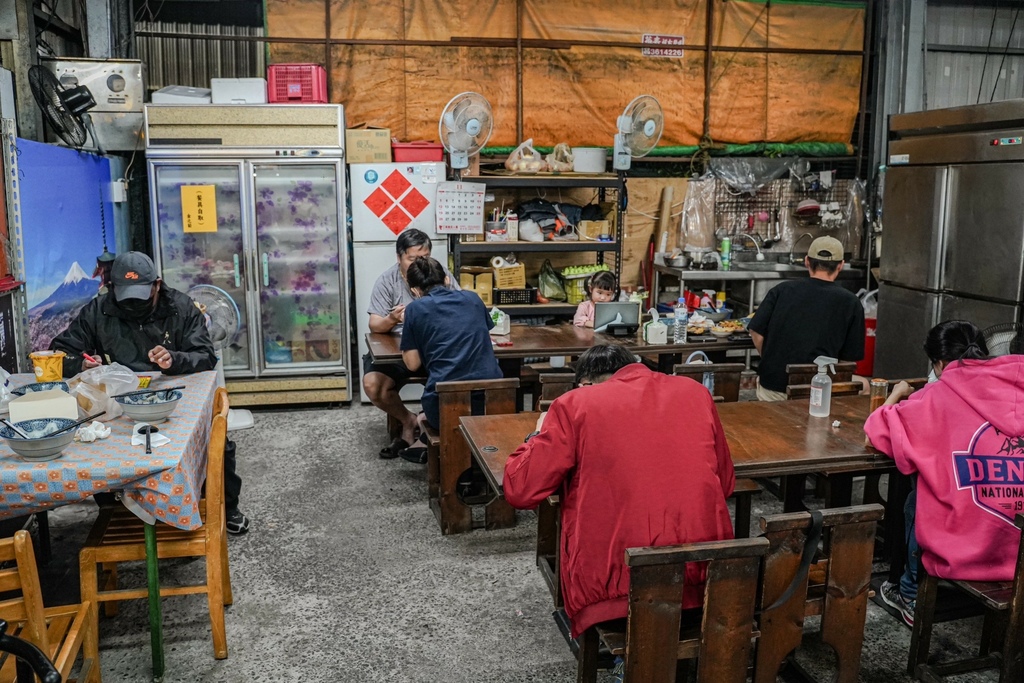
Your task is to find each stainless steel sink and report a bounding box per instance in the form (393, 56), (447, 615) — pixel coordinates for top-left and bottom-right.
(732, 262), (806, 273)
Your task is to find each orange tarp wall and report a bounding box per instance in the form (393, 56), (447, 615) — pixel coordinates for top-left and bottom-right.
(266, 0), (864, 147)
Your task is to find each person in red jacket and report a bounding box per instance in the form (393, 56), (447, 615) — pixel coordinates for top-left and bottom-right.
(503, 345), (736, 640)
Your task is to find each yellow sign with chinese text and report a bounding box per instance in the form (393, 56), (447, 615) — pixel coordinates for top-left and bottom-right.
(181, 185), (217, 233)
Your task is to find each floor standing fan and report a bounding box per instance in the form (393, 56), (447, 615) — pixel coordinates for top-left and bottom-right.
(188, 285), (254, 431)
(983, 322), (1024, 357)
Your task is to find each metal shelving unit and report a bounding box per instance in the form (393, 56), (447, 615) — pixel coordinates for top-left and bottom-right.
(450, 173), (625, 317)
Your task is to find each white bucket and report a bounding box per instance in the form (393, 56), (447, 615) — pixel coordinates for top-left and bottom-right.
(572, 147), (607, 173)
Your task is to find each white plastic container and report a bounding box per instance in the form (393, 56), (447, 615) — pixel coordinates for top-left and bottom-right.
(572, 147), (606, 173)
(210, 78), (267, 104)
(151, 85), (212, 104)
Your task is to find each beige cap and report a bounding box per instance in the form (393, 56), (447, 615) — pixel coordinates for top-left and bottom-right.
(807, 236), (844, 262)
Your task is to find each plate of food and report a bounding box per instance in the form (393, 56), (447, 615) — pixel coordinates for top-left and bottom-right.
(710, 326), (734, 339)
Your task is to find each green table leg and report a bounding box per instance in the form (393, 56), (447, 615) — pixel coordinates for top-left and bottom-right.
(144, 522), (165, 681)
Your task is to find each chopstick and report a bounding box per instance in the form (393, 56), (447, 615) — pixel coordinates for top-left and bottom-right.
(111, 385), (185, 400)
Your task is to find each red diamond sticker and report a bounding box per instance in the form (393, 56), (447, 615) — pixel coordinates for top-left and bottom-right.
(380, 204), (413, 233)
(400, 188), (429, 219)
(381, 171), (411, 198)
(363, 187), (393, 217)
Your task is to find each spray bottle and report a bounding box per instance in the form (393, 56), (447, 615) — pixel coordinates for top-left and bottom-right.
(809, 356), (837, 418)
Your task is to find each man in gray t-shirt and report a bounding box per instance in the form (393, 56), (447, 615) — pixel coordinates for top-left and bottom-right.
(364, 229), (459, 458)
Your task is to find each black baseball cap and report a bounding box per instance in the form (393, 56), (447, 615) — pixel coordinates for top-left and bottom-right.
(111, 252), (159, 301)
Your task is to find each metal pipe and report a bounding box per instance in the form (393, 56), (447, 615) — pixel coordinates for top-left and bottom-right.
(855, 0), (875, 180)
(516, 0), (523, 142)
(702, 0), (714, 141)
(324, 0), (333, 102)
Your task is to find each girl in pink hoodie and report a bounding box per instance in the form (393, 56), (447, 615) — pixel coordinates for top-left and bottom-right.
(865, 321), (1024, 627)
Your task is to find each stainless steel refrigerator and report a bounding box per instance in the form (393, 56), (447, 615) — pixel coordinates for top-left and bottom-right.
(876, 101), (1024, 378)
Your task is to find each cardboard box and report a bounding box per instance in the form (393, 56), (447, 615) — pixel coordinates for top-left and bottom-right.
(346, 127), (392, 163)
(493, 263), (526, 289)
(459, 267), (493, 306)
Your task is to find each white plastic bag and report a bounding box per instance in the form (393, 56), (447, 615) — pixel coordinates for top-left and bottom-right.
(69, 363), (140, 420)
(857, 288), (878, 319)
(489, 307), (510, 336)
(504, 138), (547, 173)
(545, 142), (574, 172)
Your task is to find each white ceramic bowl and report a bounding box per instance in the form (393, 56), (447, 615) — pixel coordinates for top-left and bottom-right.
(0, 418), (78, 460)
(12, 381), (70, 396)
(710, 328), (733, 339)
(115, 390), (183, 424)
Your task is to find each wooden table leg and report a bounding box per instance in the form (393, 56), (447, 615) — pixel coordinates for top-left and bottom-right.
(886, 472), (912, 583)
(144, 522), (165, 681)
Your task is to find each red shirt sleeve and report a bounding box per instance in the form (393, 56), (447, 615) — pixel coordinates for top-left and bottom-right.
(503, 399), (578, 509)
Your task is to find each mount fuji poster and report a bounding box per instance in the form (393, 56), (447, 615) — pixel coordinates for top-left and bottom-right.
(16, 139), (114, 354)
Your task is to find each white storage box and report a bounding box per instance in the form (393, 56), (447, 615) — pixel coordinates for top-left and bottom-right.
(210, 78), (267, 104)
(152, 85), (212, 104)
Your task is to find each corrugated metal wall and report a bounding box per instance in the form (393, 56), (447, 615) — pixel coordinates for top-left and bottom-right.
(925, 2), (1024, 108)
(135, 22), (265, 91)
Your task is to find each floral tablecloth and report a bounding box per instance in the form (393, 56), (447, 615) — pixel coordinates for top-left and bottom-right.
(0, 371), (218, 530)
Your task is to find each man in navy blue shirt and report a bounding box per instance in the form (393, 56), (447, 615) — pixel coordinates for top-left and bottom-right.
(400, 257), (502, 462)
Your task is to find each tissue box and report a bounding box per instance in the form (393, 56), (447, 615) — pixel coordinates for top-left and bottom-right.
(493, 263), (526, 289)
(643, 319), (668, 344)
(459, 267), (493, 306)
(10, 389), (78, 422)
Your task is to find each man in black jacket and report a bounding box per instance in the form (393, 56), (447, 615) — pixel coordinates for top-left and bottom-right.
(51, 252), (250, 534)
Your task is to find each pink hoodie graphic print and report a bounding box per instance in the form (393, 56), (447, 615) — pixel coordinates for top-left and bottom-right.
(865, 355), (1024, 582)
(953, 423), (1024, 524)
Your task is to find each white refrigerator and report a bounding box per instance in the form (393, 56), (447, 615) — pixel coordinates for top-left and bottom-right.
(350, 162), (448, 402)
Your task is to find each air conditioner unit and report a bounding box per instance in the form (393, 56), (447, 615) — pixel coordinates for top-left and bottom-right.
(43, 58), (145, 152)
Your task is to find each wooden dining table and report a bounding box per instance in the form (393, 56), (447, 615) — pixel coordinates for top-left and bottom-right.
(367, 322), (755, 374)
(461, 395), (891, 495)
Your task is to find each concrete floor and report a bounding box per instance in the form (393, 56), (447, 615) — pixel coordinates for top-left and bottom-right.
(37, 400), (1000, 682)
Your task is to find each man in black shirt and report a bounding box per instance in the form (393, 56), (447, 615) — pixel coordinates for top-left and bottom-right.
(747, 236), (865, 401)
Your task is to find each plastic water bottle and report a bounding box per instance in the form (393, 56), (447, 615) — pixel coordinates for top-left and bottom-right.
(673, 303), (688, 344)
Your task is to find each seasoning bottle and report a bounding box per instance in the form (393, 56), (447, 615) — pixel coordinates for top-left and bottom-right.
(809, 355), (837, 417)
(869, 378), (888, 412)
(720, 237), (732, 271)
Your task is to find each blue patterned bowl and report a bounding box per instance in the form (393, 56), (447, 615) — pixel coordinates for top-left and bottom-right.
(114, 390), (182, 424)
(12, 381), (70, 397)
(0, 418), (78, 460)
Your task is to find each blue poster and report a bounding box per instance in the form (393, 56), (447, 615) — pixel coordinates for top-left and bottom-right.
(15, 139), (114, 353)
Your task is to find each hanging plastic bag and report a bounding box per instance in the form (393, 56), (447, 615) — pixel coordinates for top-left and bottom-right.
(857, 288), (878, 319)
(538, 259), (568, 301)
(504, 138), (547, 173)
(685, 350), (716, 395)
(68, 363), (140, 420)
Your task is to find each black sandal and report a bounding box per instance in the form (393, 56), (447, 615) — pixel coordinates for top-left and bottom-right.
(398, 433), (429, 464)
(379, 437), (409, 460)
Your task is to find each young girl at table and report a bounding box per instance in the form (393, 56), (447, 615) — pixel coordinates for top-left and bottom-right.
(864, 320), (1024, 628)
(573, 271), (618, 328)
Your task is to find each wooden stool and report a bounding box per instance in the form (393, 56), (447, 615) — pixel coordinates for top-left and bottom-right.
(908, 513), (1024, 682)
(753, 504), (884, 683)
(431, 378), (520, 535)
(577, 537), (768, 683)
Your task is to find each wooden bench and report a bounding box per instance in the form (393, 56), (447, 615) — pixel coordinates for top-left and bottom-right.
(784, 381), (862, 401)
(431, 378), (520, 535)
(785, 361), (858, 387)
(672, 362), (745, 403)
(908, 513), (1024, 682)
(753, 504), (885, 683)
(577, 536), (769, 683)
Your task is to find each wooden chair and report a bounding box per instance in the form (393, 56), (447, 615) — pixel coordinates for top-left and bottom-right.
(753, 504), (885, 683)
(430, 378), (520, 535)
(536, 373), (576, 411)
(886, 377), (929, 393)
(784, 381), (862, 400)
(0, 530), (99, 683)
(79, 387), (232, 660)
(672, 362), (745, 403)
(908, 513), (1024, 682)
(785, 361), (858, 387)
(577, 536), (769, 683)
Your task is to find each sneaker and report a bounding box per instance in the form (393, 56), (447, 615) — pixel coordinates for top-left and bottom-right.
(226, 508), (250, 535)
(880, 580), (915, 627)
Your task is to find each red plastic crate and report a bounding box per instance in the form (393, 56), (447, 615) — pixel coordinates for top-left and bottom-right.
(392, 141), (444, 162)
(267, 63), (328, 103)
